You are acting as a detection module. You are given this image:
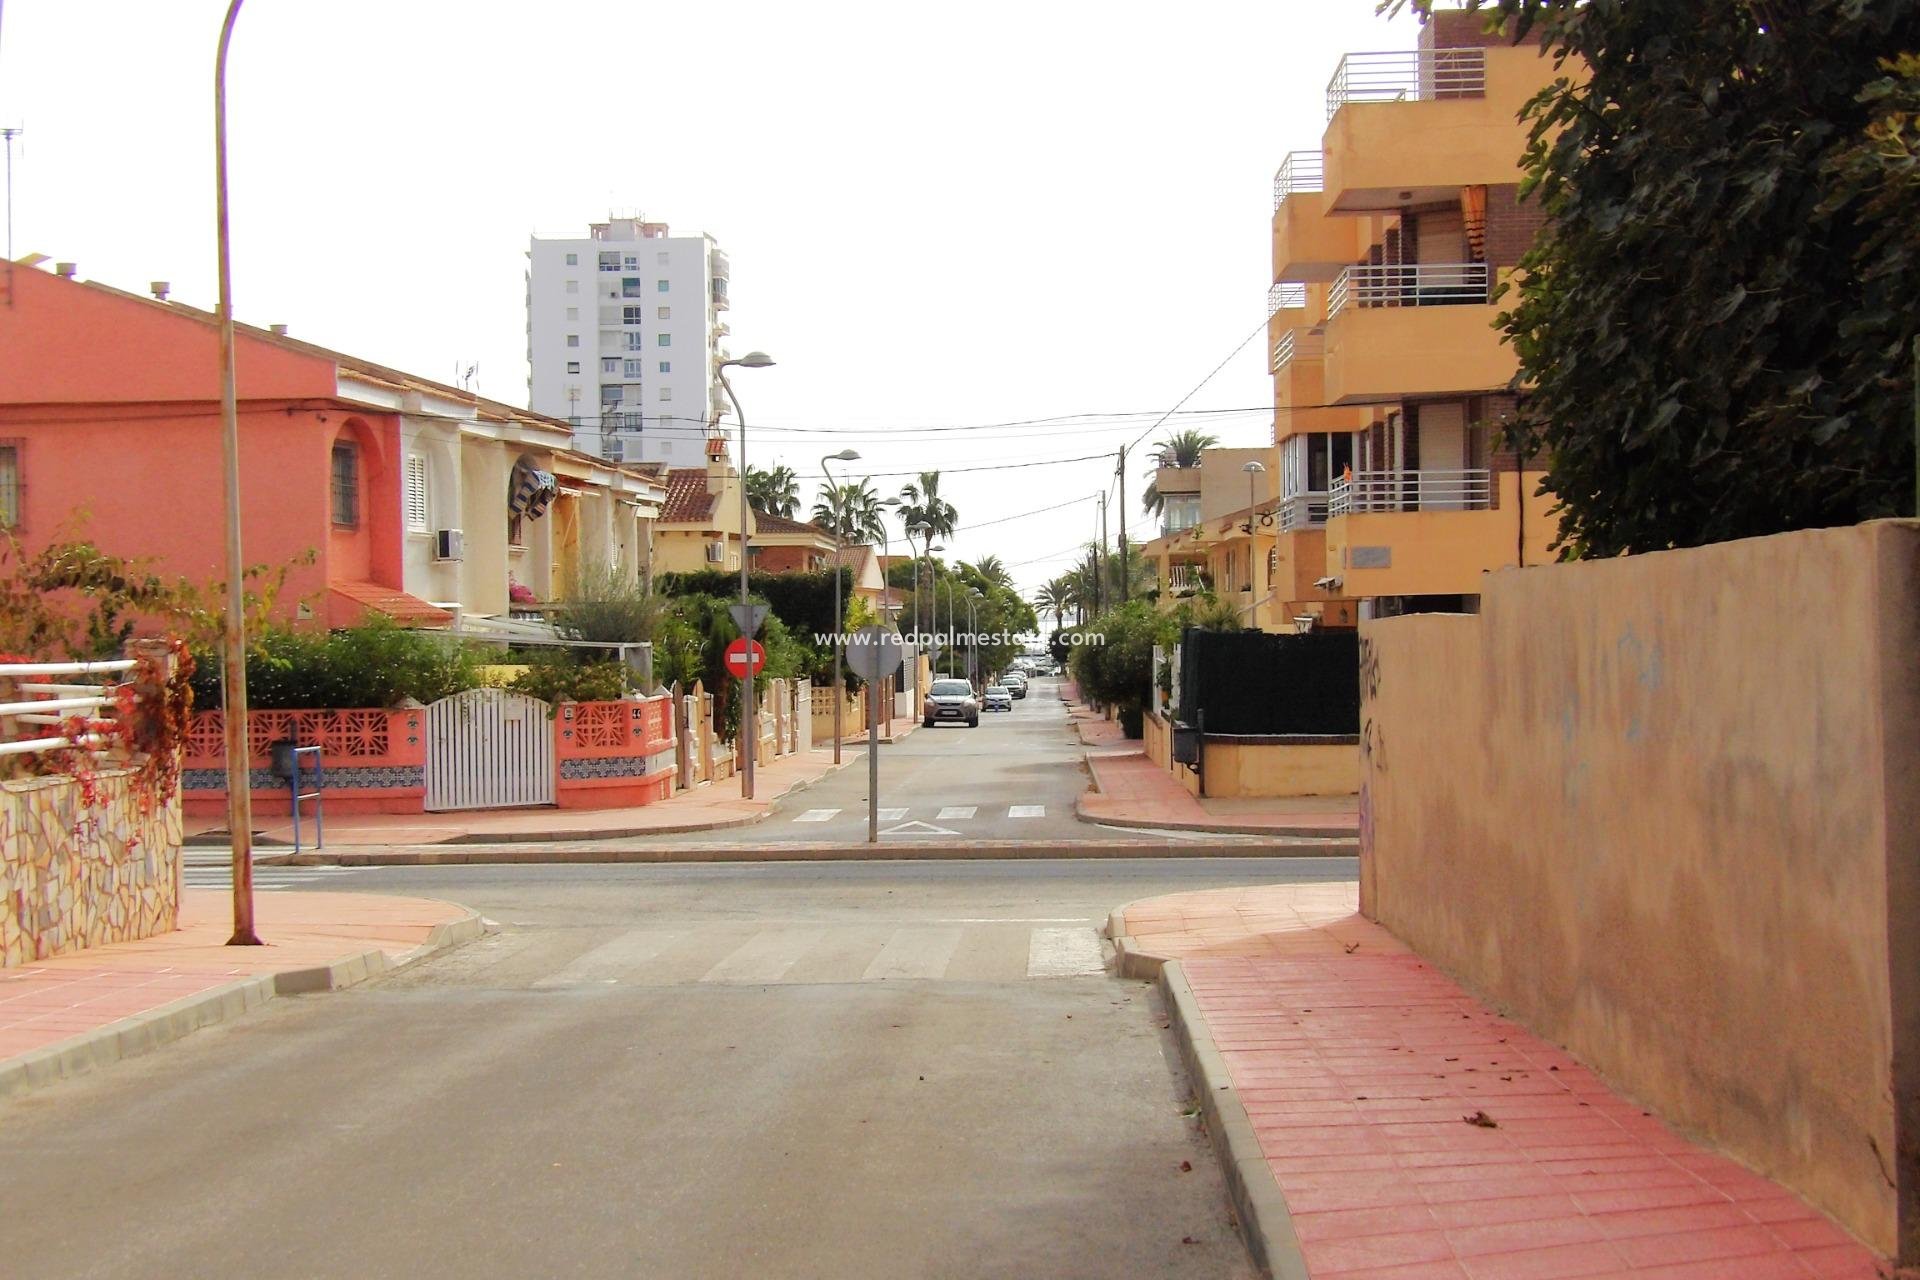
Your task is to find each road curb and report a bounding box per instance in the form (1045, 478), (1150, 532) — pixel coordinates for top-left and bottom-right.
(261, 838), (1333, 866)
(0, 908), (489, 1102)
(1159, 958), (1310, 1280)
(1075, 754), (1362, 845)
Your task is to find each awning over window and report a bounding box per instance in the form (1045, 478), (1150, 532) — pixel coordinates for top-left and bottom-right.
(510, 463), (557, 519)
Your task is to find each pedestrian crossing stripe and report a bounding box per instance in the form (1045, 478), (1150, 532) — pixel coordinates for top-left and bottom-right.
(875, 808), (908, 822)
(1008, 805), (1045, 819)
(793, 809), (839, 823)
(880, 820), (960, 837)
(935, 806), (977, 820)
(788, 804), (1045, 824)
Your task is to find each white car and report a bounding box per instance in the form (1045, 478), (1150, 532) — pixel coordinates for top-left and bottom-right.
(1001, 672), (1029, 699)
(983, 686), (1013, 712)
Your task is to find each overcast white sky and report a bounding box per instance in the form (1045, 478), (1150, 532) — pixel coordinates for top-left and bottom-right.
(0, 0), (1419, 599)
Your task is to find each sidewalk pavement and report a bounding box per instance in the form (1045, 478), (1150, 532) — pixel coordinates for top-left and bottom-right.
(1077, 746), (1360, 840)
(0, 888), (482, 1101)
(185, 743), (860, 848)
(1109, 883), (1887, 1280)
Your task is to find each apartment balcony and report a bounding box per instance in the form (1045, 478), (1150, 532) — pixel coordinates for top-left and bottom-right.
(711, 276), (730, 312)
(1329, 468), (1491, 516)
(710, 248), (731, 281)
(1322, 45), (1558, 214)
(1323, 262), (1513, 405)
(1271, 150), (1324, 210)
(1279, 490), (1330, 532)
(1271, 328), (1323, 374)
(1272, 149), (1368, 283)
(1166, 564), (1208, 596)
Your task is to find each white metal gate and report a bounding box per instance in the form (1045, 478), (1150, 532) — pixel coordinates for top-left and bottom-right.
(424, 689), (555, 811)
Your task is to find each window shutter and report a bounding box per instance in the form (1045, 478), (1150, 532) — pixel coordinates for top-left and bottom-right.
(405, 455), (429, 531)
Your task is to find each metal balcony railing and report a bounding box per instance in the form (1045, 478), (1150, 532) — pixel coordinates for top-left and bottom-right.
(1326, 48), (1487, 120)
(1167, 565), (1206, 595)
(1327, 262), (1490, 320)
(1272, 150), (1325, 210)
(1272, 330), (1325, 373)
(1328, 468), (1493, 515)
(1279, 491), (1330, 531)
(1267, 282), (1307, 317)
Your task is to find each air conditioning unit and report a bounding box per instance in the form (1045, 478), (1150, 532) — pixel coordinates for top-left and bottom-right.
(434, 529), (464, 562)
(704, 540), (726, 564)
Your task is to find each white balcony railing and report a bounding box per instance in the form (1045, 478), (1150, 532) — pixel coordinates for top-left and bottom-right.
(1272, 330), (1325, 373)
(1327, 262), (1490, 320)
(1328, 468), (1492, 515)
(1166, 565), (1206, 595)
(1272, 150), (1325, 210)
(0, 658), (139, 758)
(1267, 282), (1307, 318)
(1279, 491), (1330, 531)
(1325, 48), (1487, 120)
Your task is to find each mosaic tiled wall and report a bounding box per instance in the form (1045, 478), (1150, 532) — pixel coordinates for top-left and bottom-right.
(0, 770), (182, 967)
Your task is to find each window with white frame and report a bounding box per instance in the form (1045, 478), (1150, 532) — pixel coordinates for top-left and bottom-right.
(657, 333), (671, 347)
(624, 359), (644, 378)
(565, 252), (578, 266)
(404, 455), (429, 532)
(566, 334), (580, 348)
(565, 279), (579, 294)
(602, 357), (619, 374)
(622, 306), (644, 325)
(656, 279), (670, 293)
(659, 387), (672, 401)
(566, 306), (579, 321)
(658, 361), (671, 374)
(624, 332), (645, 351)
(657, 306), (670, 319)
(656, 251), (670, 265)
(567, 361), (580, 373)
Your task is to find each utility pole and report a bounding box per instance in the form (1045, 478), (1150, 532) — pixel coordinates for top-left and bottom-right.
(1094, 491), (1107, 618)
(1116, 445), (1129, 604)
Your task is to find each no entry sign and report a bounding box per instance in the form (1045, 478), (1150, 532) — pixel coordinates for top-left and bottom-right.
(723, 637), (766, 679)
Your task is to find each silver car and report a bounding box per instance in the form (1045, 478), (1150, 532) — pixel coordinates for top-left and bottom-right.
(922, 678), (980, 728)
(983, 685), (1013, 712)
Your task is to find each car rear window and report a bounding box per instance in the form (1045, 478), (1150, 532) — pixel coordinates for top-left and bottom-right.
(931, 681), (972, 696)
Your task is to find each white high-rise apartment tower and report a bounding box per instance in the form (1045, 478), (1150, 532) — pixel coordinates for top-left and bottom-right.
(526, 217), (731, 463)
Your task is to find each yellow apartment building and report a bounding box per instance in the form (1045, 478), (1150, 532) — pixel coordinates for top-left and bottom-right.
(1267, 9), (1561, 618)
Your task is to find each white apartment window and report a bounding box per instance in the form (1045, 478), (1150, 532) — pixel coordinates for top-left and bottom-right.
(624, 359), (644, 378)
(602, 357), (619, 374)
(660, 441), (674, 455)
(657, 279), (670, 293)
(658, 361), (671, 374)
(656, 251), (670, 265)
(567, 361), (580, 374)
(657, 333), (671, 347)
(621, 277), (643, 298)
(565, 279), (579, 294)
(602, 385), (623, 403)
(404, 455), (429, 532)
(565, 252), (578, 266)
(624, 332), (645, 351)
(623, 255), (638, 269)
(565, 306), (579, 321)
(657, 306), (671, 319)
(659, 387), (673, 401)
(568, 415), (581, 427)
(566, 334), (580, 348)
(622, 306), (644, 325)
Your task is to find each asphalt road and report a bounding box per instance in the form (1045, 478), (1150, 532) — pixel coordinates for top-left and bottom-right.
(665, 674), (1139, 845)
(0, 857), (1354, 1280)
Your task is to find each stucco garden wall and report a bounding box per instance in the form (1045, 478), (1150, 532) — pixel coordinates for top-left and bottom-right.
(1357, 520), (1919, 1260)
(1, 770), (183, 967)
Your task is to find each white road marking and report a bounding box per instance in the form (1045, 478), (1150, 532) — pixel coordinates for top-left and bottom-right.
(1007, 805), (1045, 819)
(880, 820), (961, 837)
(1025, 927), (1106, 978)
(876, 808), (908, 822)
(792, 809), (840, 823)
(532, 929), (687, 987)
(700, 929), (826, 984)
(860, 928), (964, 981)
(935, 806), (977, 821)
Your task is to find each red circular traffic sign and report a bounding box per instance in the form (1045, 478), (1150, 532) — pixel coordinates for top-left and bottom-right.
(723, 638), (766, 679)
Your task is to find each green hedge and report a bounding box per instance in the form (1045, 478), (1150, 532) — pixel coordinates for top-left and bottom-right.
(190, 619), (487, 710)
(654, 568), (850, 643)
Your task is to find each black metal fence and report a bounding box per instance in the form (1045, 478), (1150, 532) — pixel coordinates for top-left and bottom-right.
(1175, 628), (1360, 736)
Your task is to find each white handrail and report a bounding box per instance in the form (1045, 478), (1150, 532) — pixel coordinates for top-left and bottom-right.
(1272, 150), (1325, 209)
(0, 659), (136, 677)
(1267, 282), (1306, 317)
(1328, 262), (1490, 319)
(0, 733), (113, 757)
(1329, 468), (1493, 514)
(0, 695), (113, 717)
(1327, 48), (1487, 119)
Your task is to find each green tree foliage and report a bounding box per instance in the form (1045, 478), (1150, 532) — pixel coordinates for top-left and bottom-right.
(549, 559), (662, 646)
(651, 594), (809, 737)
(896, 471), (958, 543)
(811, 478), (888, 542)
(193, 618), (487, 710)
(654, 568), (852, 646)
(1139, 429), (1218, 516)
(1064, 597), (1241, 737)
(1407, 0), (1920, 554)
(745, 464), (801, 519)
(506, 651), (631, 707)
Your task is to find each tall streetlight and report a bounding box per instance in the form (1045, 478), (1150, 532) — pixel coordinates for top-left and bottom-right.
(717, 350), (775, 799)
(214, 0), (260, 946)
(906, 519), (931, 643)
(926, 543), (945, 672)
(964, 589), (983, 686)
(1242, 459), (1267, 628)
(820, 448), (860, 764)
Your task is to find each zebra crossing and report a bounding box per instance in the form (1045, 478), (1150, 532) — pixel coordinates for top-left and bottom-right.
(792, 804), (1045, 825)
(180, 851), (366, 893)
(517, 920), (1111, 988)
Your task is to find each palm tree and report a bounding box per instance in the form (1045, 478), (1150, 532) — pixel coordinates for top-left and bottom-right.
(964, 555), (1012, 591)
(811, 478), (888, 543)
(1140, 428), (1220, 516)
(746, 464), (800, 518)
(1034, 578), (1069, 632)
(896, 470), (958, 543)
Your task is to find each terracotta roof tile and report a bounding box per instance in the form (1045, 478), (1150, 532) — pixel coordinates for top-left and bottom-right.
(753, 510), (832, 538)
(659, 469), (717, 524)
(328, 581), (455, 628)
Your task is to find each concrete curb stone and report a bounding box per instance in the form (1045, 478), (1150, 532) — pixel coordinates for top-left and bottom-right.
(262, 838), (1331, 867)
(1159, 958), (1310, 1280)
(0, 908), (489, 1102)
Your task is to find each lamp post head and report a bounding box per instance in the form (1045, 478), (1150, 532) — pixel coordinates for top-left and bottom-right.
(1242, 460), (1267, 473)
(723, 351), (775, 370)
(828, 448), (860, 462)
(909, 520), (931, 534)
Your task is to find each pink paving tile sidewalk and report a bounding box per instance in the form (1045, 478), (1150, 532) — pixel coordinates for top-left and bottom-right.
(184, 744), (855, 847)
(0, 888), (469, 1066)
(1116, 885), (1889, 1280)
(1078, 747), (1360, 836)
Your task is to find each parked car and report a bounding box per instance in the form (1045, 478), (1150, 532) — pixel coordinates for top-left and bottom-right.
(1001, 672), (1028, 699)
(922, 678), (980, 728)
(983, 685), (1013, 712)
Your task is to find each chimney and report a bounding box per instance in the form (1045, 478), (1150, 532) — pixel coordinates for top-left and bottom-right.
(269, 324), (288, 336)
(54, 262), (76, 278)
(149, 281), (170, 300)
(705, 437), (731, 495)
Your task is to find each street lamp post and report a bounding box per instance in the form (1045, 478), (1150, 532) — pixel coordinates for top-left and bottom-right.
(906, 519), (931, 646)
(1242, 459), (1267, 628)
(214, 0), (260, 946)
(821, 449), (860, 764)
(717, 351), (775, 799)
(927, 544), (945, 672)
(965, 590), (982, 686)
